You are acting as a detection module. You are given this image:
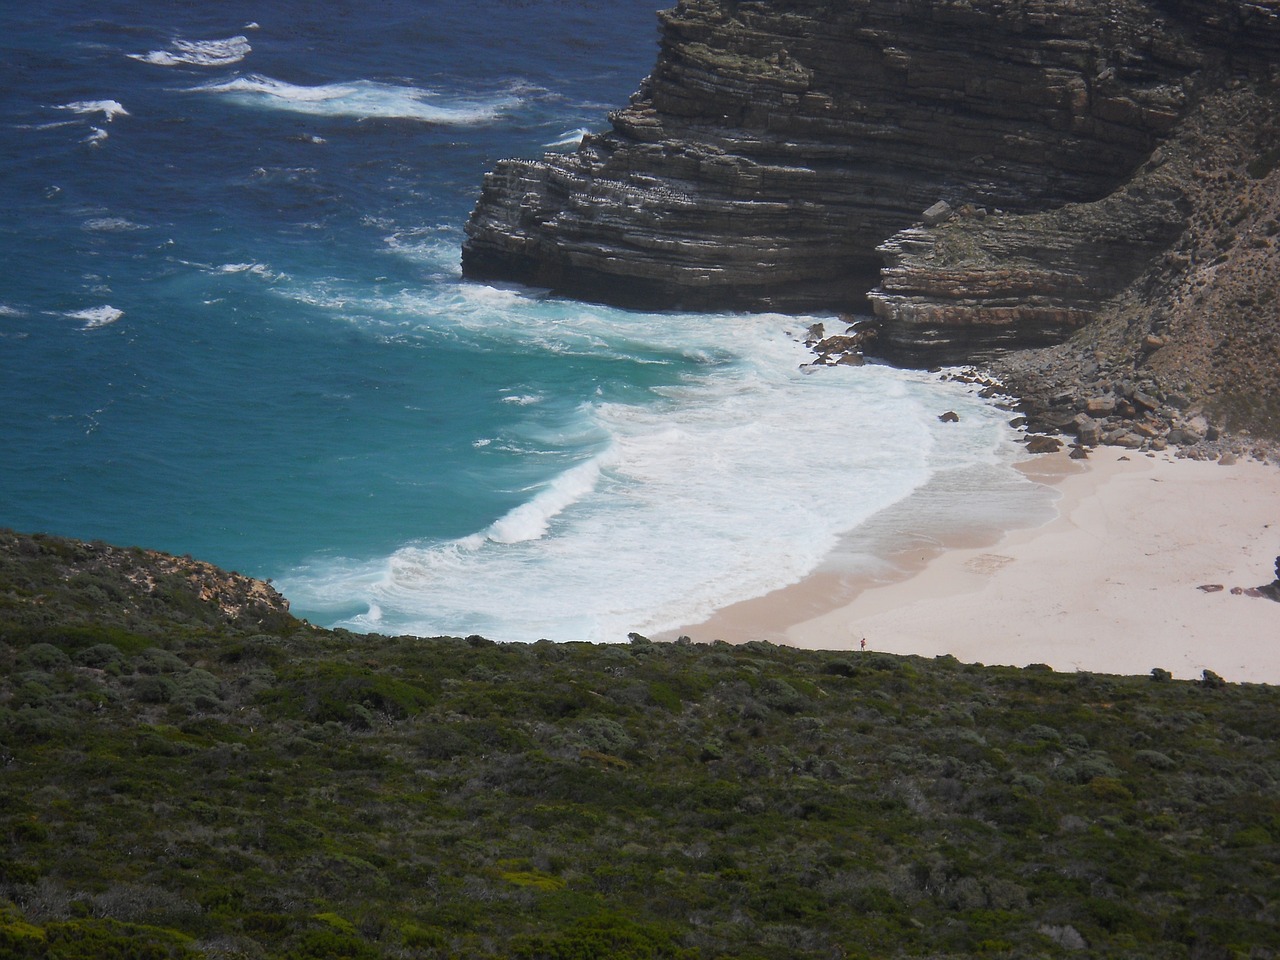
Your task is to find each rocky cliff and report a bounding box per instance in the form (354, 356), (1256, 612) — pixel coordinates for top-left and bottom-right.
(463, 0), (1280, 438)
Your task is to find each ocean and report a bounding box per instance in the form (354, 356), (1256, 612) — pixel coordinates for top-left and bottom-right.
(0, 0), (1053, 643)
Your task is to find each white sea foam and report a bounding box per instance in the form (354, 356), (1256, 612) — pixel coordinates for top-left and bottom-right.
(129, 35), (251, 67)
(485, 456), (608, 544)
(83, 127), (109, 146)
(382, 230), (462, 276)
(216, 262), (286, 281)
(0, 305), (25, 317)
(190, 74), (520, 124)
(277, 274), (1045, 643)
(82, 217), (145, 232)
(57, 100), (129, 121)
(67, 305), (123, 328)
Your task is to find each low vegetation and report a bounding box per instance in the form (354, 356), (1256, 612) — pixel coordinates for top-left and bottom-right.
(1, 531), (1277, 958)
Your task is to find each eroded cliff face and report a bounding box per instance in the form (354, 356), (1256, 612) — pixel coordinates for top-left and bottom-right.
(984, 82), (1280, 444)
(463, 0), (1280, 437)
(465, 0), (1265, 309)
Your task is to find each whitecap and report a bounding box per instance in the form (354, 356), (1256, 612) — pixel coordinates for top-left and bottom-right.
(189, 74), (520, 124)
(216, 262), (286, 281)
(57, 100), (129, 121)
(83, 127), (109, 146)
(499, 394), (543, 406)
(0, 304), (25, 317)
(128, 35), (251, 67)
(82, 217), (145, 232)
(67, 305), (123, 328)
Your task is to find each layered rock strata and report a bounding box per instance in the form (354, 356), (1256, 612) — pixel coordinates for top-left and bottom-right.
(464, 0), (1280, 441)
(868, 189), (1187, 363)
(982, 81), (1280, 448)
(464, 0), (1271, 320)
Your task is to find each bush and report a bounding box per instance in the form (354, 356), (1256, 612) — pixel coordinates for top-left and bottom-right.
(134, 675), (178, 704)
(1134, 749), (1177, 770)
(135, 649), (187, 675)
(1088, 777), (1134, 802)
(18, 644), (69, 671)
(1201, 670), (1227, 689)
(576, 717), (635, 755)
(73, 643), (126, 671)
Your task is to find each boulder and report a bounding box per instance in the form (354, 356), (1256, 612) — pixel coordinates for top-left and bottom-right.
(922, 201), (954, 227)
(1072, 414), (1103, 445)
(1025, 435), (1063, 454)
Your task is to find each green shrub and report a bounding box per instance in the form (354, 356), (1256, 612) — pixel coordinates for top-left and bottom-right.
(1088, 777), (1134, 802)
(73, 643), (126, 670)
(133, 675), (178, 704)
(285, 928), (380, 959)
(41, 917), (200, 959)
(1200, 670), (1227, 689)
(1228, 825), (1272, 847)
(576, 717), (635, 755)
(135, 648), (187, 675)
(1134, 749), (1177, 770)
(18, 643), (69, 671)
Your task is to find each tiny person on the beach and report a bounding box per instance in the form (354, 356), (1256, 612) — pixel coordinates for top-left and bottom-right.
(860, 638), (867, 652)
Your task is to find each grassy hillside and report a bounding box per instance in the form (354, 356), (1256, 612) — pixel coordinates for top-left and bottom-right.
(0, 531), (1277, 959)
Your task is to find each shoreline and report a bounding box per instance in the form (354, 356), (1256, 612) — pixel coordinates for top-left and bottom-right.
(661, 447), (1280, 684)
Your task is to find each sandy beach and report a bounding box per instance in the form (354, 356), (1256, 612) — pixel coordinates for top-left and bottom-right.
(667, 448), (1280, 683)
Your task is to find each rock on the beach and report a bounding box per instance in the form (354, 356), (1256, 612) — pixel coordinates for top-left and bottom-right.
(1071, 413), (1103, 446)
(1025, 435), (1063, 454)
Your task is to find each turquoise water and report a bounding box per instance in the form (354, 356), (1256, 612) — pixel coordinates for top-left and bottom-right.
(0, 0), (1050, 642)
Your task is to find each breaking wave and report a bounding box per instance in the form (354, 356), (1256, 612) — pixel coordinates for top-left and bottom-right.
(129, 35), (252, 67)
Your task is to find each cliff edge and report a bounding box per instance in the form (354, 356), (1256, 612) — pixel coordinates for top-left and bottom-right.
(463, 0), (1280, 439)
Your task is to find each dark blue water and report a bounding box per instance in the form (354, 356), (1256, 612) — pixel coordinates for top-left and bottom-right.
(0, 0), (1046, 641)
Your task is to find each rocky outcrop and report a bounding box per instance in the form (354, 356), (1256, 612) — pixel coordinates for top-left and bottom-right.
(980, 81), (1280, 447)
(465, 0), (1273, 317)
(464, 0), (1280, 439)
(868, 188), (1186, 363)
(0, 530), (296, 635)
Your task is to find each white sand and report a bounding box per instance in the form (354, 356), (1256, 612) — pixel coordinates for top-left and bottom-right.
(673, 449), (1280, 683)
